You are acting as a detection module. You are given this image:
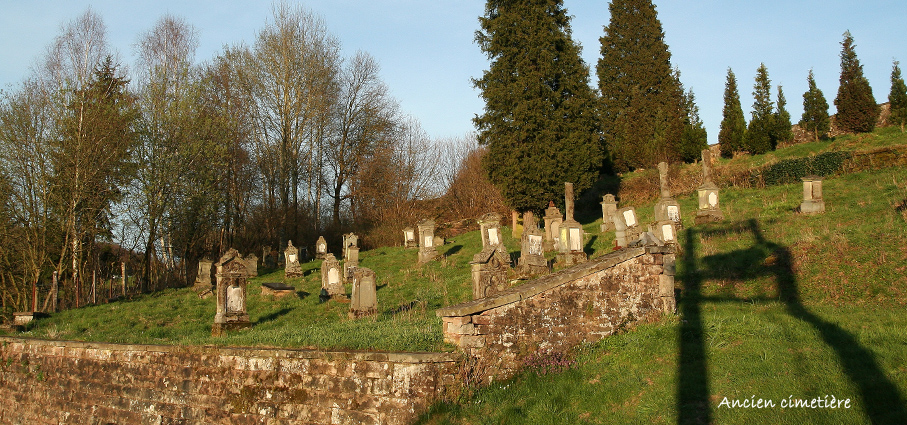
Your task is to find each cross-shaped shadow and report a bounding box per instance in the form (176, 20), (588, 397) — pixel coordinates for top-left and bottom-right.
(677, 219), (907, 424)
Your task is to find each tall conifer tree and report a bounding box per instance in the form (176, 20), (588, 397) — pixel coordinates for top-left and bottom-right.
(773, 86), (793, 146)
(718, 68), (746, 158)
(889, 60), (907, 132)
(679, 88), (708, 163)
(800, 69), (830, 142)
(474, 0), (602, 212)
(744, 64), (774, 155)
(597, 0), (684, 171)
(834, 31), (878, 133)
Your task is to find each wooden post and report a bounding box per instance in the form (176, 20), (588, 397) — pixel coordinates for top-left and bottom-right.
(31, 278), (37, 312)
(51, 271), (58, 312)
(91, 269), (97, 305)
(121, 262), (126, 297)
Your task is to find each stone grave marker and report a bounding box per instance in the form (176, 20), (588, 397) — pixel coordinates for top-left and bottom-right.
(649, 220), (678, 245)
(284, 240), (303, 278)
(654, 162), (683, 229)
(320, 253), (345, 301)
(557, 182), (587, 266)
(192, 258), (214, 298)
(244, 254), (259, 278)
(543, 201), (563, 252)
(315, 236), (328, 260)
(418, 219), (438, 263)
(600, 194), (618, 232)
(518, 212), (548, 276)
(799, 176), (826, 214)
(403, 227), (418, 248)
(613, 206), (643, 247)
(478, 212), (506, 254)
(470, 246), (511, 299)
(695, 149), (725, 224)
(349, 267), (378, 318)
(261, 282), (295, 298)
(344, 245), (360, 281)
(343, 233), (359, 259)
(212, 248), (251, 336)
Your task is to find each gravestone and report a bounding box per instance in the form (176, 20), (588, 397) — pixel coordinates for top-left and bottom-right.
(600, 194), (618, 232)
(320, 253), (345, 301)
(695, 149), (725, 224)
(284, 240), (303, 278)
(613, 207), (643, 248)
(315, 236), (328, 260)
(344, 245), (360, 281)
(649, 220), (678, 245)
(212, 248), (251, 336)
(799, 176), (826, 214)
(518, 212), (548, 276)
(261, 282), (295, 298)
(244, 254), (259, 278)
(343, 233), (359, 259)
(556, 182), (587, 266)
(470, 247), (511, 299)
(349, 267), (378, 318)
(511, 211), (521, 238)
(417, 219), (438, 263)
(402, 227), (418, 248)
(192, 258), (214, 298)
(542, 201), (563, 252)
(478, 212), (506, 254)
(263, 247), (277, 269)
(653, 162), (683, 229)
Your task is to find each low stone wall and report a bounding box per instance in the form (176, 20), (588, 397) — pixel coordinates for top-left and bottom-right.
(437, 246), (676, 379)
(0, 337), (458, 424)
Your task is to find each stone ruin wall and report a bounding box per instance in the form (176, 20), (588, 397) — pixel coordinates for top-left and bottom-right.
(0, 246), (674, 423)
(0, 338), (457, 425)
(438, 246), (675, 380)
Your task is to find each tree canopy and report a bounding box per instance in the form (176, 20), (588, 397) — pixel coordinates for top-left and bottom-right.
(718, 68), (746, 158)
(800, 69), (830, 142)
(834, 31), (879, 134)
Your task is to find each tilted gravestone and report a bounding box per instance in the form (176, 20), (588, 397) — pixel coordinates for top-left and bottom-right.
(542, 201), (563, 252)
(212, 248), (251, 336)
(244, 254), (259, 278)
(315, 236), (328, 260)
(192, 258), (214, 298)
(613, 206), (643, 248)
(518, 212), (548, 276)
(556, 182), (587, 266)
(284, 240), (303, 278)
(417, 219), (438, 263)
(600, 194), (618, 232)
(349, 267), (378, 318)
(695, 149), (725, 224)
(320, 254), (345, 301)
(799, 176), (826, 214)
(653, 162), (683, 230)
(402, 227), (418, 248)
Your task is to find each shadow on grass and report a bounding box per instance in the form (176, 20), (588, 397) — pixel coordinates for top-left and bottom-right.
(584, 235), (598, 256)
(444, 245), (464, 257)
(678, 219), (907, 424)
(256, 308), (292, 325)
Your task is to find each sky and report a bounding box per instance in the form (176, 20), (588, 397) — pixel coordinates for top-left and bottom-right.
(2, 1), (906, 145)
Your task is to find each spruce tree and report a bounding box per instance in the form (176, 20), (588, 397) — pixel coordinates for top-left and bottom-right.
(474, 0), (602, 212)
(718, 68), (746, 158)
(800, 69), (830, 142)
(889, 60), (907, 132)
(834, 31), (879, 133)
(679, 88), (708, 163)
(597, 0), (685, 171)
(744, 64), (775, 155)
(773, 86), (793, 146)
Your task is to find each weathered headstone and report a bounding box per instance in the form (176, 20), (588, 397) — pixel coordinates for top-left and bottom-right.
(542, 201), (563, 252)
(613, 206), (643, 248)
(417, 219), (438, 263)
(212, 248), (251, 336)
(284, 240), (303, 278)
(600, 194), (618, 232)
(315, 236), (328, 260)
(244, 254), (259, 278)
(344, 245), (360, 281)
(478, 212), (506, 254)
(403, 227), (418, 248)
(654, 162), (683, 229)
(192, 258), (214, 298)
(349, 267), (378, 318)
(320, 253), (345, 301)
(518, 212), (548, 276)
(695, 149), (725, 224)
(557, 182), (587, 266)
(470, 247), (511, 299)
(799, 176), (826, 214)
(342, 233), (359, 259)
(649, 220), (678, 245)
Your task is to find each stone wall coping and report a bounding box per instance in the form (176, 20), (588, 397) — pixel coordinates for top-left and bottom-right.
(436, 247), (651, 318)
(0, 336), (458, 364)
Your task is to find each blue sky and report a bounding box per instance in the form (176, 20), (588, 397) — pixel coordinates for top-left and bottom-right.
(2, 1), (906, 144)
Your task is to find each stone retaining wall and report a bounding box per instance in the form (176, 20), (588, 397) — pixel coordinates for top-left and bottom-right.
(437, 246), (676, 379)
(0, 338), (458, 425)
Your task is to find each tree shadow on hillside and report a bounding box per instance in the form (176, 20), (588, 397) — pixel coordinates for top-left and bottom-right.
(677, 219), (907, 425)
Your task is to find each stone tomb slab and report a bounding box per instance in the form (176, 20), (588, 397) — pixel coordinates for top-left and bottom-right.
(261, 282), (296, 298)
